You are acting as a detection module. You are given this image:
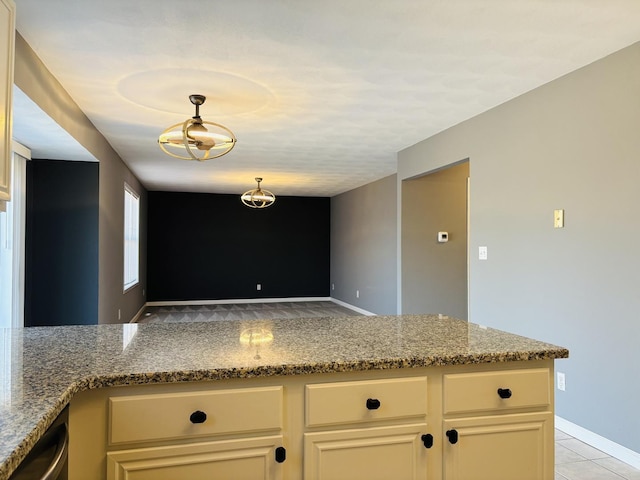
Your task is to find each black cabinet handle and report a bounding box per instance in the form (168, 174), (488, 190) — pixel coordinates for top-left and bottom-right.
(275, 446), (286, 463)
(189, 410), (207, 424)
(366, 398), (381, 410)
(421, 434), (434, 449)
(446, 429), (458, 444)
(497, 388), (512, 399)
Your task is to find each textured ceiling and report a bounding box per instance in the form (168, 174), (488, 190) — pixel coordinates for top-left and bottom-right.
(13, 0), (640, 197)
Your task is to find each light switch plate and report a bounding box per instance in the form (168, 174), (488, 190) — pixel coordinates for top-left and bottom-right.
(554, 209), (564, 228)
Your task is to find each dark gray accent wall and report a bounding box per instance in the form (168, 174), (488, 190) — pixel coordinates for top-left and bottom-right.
(25, 159), (98, 326)
(330, 175), (397, 314)
(398, 43), (640, 453)
(147, 192), (330, 301)
(402, 162), (468, 319)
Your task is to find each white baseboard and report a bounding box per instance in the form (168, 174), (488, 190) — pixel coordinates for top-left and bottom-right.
(555, 416), (640, 470)
(145, 297), (332, 307)
(128, 304), (147, 323)
(329, 298), (376, 316)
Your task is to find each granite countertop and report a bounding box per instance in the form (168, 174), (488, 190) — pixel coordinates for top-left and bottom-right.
(0, 314), (568, 479)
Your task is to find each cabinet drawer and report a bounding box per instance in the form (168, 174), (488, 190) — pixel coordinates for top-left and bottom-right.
(305, 377), (428, 427)
(443, 368), (550, 415)
(109, 386), (282, 445)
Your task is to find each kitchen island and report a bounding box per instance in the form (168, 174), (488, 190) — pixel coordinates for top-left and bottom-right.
(0, 314), (568, 479)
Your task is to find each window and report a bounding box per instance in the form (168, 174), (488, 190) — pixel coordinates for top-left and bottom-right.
(124, 184), (139, 291)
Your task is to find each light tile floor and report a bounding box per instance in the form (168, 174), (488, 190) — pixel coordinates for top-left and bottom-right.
(556, 429), (640, 480)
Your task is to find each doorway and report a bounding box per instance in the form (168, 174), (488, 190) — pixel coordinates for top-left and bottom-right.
(401, 161), (469, 319)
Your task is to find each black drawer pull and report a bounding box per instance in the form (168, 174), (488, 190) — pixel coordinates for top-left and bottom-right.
(366, 398), (381, 410)
(275, 446), (286, 463)
(421, 433), (434, 449)
(497, 388), (512, 399)
(189, 410), (207, 424)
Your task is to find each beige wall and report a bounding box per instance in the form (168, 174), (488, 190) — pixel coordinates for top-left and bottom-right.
(15, 33), (147, 324)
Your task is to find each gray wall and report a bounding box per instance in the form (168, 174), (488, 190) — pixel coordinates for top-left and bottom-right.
(402, 161), (468, 319)
(331, 174), (397, 314)
(15, 33), (147, 324)
(398, 43), (640, 453)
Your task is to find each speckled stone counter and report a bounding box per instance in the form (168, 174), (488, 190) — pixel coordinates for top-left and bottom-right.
(0, 314), (568, 479)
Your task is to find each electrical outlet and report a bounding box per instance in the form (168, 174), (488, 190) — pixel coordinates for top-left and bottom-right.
(479, 246), (488, 260)
(356, 290), (360, 298)
(557, 372), (566, 391)
(256, 284), (262, 291)
(332, 283), (335, 290)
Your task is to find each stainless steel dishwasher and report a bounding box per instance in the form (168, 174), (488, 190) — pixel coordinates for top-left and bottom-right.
(10, 407), (68, 480)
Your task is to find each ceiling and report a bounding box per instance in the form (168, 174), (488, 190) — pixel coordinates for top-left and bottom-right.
(12, 0), (640, 197)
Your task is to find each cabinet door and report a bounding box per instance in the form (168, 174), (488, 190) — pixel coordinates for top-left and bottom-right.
(0, 0), (14, 202)
(443, 412), (553, 480)
(304, 423), (429, 480)
(107, 435), (283, 480)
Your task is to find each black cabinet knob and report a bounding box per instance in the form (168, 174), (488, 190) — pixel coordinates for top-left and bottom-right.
(275, 446), (286, 463)
(421, 434), (434, 449)
(366, 398), (381, 410)
(497, 388), (512, 399)
(189, 410), (207, 424)
(446, 429), (459, 444)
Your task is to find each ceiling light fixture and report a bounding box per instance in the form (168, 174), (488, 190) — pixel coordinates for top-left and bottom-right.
(241, 177), (276, 209)
(158, 94), (236, 161)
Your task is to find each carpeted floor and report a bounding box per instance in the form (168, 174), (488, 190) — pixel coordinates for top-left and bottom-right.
(137, 301), (362, 324)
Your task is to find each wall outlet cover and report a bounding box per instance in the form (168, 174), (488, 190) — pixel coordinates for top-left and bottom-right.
(557, 372), (566, 391)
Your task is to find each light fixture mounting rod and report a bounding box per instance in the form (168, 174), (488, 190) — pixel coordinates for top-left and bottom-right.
(189, 94), (206, 118)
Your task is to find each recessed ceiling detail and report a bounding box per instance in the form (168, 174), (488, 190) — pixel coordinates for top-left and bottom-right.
(118, 69), (274, 117)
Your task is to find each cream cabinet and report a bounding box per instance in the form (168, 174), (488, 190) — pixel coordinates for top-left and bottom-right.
(107, 435), (285, 480)
(442, 412), (552, 480)
(441, 368), (554, 480)
(68, 360), (555, 480)
(69, 384), (288, 480)
(304, 377), (430, 480)
(105, 386), (285, 480)
(0, 0), (15, 207)
(304, 424), (428, 480)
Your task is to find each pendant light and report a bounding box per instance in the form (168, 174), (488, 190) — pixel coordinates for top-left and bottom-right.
(158, 94), (236, 161)
(241, 178), (276, 208)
